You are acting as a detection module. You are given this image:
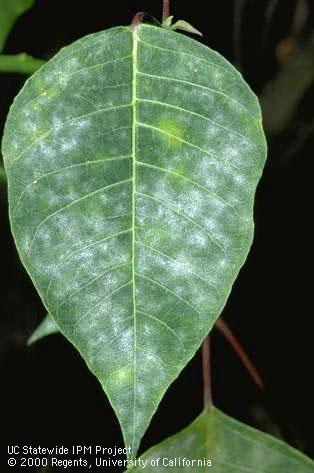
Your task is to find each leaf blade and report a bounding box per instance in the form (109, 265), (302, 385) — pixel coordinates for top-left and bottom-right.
(127, 407), (314, 472)
(2, 24), (267, 457)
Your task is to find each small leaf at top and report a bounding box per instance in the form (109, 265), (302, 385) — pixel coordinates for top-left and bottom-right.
(170, 20), (203, 37)
(2, 24), (267, 458)
(162, 16), (174, 29)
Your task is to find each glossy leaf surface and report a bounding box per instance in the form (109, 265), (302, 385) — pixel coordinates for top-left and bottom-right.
(2, 25), (266, 456)
(0, 0), (35, 52)
(128, 407), (314, 471)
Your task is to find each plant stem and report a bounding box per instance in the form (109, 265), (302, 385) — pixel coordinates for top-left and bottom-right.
(202, 334), (212, 408)
(130, 12), (145, 29)
(233, 0), (246, 70)
(162, 0), (170, 22)
(215, 318), (264, 389)
(0, 54), (45, 75)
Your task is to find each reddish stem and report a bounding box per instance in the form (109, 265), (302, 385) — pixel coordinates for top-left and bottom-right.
(202, 335), (213, 408)
(215, 318), (264, 390)
(162, 0), (170, 22)
(130, 12), (145, 29)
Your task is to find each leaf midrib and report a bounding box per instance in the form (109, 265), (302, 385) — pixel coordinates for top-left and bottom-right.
(131, 26), (139, 453)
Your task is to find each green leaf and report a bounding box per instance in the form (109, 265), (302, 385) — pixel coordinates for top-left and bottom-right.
(127, 407), (314, 472)
(162, 16), (174, 29)
(2, 25), (267, 457)
(162, 17), (203, 37)
(27, 314), (59, 345)
(170, 20), (203, 37)
(0, 0), (35, 52)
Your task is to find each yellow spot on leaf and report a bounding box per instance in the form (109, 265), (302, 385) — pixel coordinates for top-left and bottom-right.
(157, 119), (184, 148)
(105, 363), (133, 389)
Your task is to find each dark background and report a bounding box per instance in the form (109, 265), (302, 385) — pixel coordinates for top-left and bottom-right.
(1, 0), (313, 471)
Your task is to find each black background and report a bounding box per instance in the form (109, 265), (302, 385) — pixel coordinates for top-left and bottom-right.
(1, 0), (313, 471)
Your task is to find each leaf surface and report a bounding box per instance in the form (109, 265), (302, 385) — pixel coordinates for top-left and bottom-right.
(2, 24), (267, 456)
(0, 0), (35, 52)
(127, 407), (314, 472)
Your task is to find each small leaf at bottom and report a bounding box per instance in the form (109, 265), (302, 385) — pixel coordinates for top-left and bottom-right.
(127, 407), (314, 472)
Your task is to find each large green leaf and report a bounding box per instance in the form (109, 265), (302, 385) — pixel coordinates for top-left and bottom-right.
(127, 407), (314, 472)
(2, 24), (267, 457)
(0, 0), (35, 52)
